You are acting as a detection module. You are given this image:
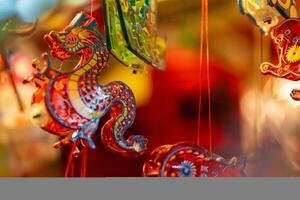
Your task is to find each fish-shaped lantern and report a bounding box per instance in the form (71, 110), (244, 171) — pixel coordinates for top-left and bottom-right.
(143, 143), (246, 177)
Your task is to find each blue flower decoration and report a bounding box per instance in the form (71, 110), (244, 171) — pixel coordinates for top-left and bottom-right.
(179, 160), (196, 177)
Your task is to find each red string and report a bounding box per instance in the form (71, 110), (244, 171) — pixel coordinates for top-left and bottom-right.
(198, 0), (212, 152)
(197, 0), (205, 146)
(65, 141), (78, 177)
(70, 157), (74, 177)
(204, 0), (212, 153)
(80, 144), (88, 177)
(90, 0), (93, 16)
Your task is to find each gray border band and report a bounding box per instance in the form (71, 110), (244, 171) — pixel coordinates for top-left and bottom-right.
(0, 178), (299, 200)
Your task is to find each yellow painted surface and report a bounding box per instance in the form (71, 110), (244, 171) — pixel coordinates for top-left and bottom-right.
(67, 81), (78, 90)
(99, 57), (153, 107)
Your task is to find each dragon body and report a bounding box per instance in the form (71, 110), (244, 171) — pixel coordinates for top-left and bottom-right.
(27, 12), (147, 157)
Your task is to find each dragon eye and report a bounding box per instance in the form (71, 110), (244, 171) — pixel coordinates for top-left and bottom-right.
(292, 36), (298, 43)
(285, 29), (291, 35)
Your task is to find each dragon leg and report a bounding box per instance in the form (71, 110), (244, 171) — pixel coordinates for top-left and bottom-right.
(260, 62), (300, 81)
(260, 62), (300, 101)
(70, 119), (99, 149)
(260, 62), (288, 77)
(101, 82), (147, 157)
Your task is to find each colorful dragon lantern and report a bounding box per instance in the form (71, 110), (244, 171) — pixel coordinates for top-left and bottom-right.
(238, 0), (297, 34)
(260, 18), (300, 101)
(143, 143), (246, 177)
(24, 12), (148, 157)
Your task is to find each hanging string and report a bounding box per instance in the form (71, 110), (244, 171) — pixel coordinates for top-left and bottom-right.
(90, 0), (94, 16)
(198, 0), (212, 153)
(65, 140), (79, 177)
(80, 144), (88, 177)
(204, 0), (212, 153)
(70, 157), (74, 177)
(197, 0), (205, 145)
(0, 49), (24, 111)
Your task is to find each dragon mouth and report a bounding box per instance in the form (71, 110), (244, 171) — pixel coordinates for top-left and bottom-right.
(44, 31), (72, 61)
(44, 31), (56, 46)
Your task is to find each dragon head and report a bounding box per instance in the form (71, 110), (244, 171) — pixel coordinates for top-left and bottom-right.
(270, 19), (300, 64)
(44, 12), (106, 61)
